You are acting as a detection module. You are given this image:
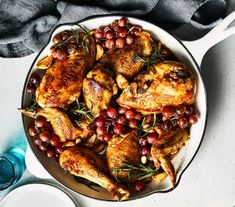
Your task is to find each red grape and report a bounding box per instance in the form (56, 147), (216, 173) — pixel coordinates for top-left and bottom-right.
(34, 138), (42, 146)
(162, 106), (174, 119)
(26, 84), (36, 93)
(147, 132), (158, 144)
(94, 116), (105, 128)
(30, 74), (41, 85)
(125, 110), (135, 120)
(55, 144), (63, 154)
(117, 28), (127, 38)
(188, 114), (198, 125)
(185, 106), (193, 115)
(39, 131), (51, 142)
(94, 29), (103, 39)
(52, 34), (62, 44)
(105, 39), (115, 49)
(117, 116), (128, 125)
(39, 143), (47, 151)
(135, 113), (142, 121)
(67, 44), (77, 54)
(104, 30), (114, 39)
(178, 117), (188, 128)
(106, 107), (117, 119)
(103, 133), (112, 142)
(28, 126), (37, 137)
(125, 34), (134, 44)
(61, 31), (71, 41)
(115, 37), (125, 48)
(141, 146), (150, 156)
(113, 124), (124, 134)
(134, 180), (145, 192)
(111, 20), (118, 29)
(46, 149), (55, 158)
(118, 107), (127, 115)
(50, 135), (60, 147)
(162, 120), (173, 131)
(175, 105), (186, 115)
(129, 119), (138, 128)
(96, 127), (106, 136)
(34, 116), (46, 128)
(57, 48), (68, 60)
(118, 17), (128, 27)
(104, 26), (112, 33)
(132, 26), (142, 36)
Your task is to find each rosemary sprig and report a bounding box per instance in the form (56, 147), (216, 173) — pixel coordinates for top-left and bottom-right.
(69, 99), (94, 121)
(26, 95), (41, 114)
(134, 43), (164, 67)
(110, 162), (159, 182)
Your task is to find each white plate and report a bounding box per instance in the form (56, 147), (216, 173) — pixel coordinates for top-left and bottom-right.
(0, 183), (77, 207)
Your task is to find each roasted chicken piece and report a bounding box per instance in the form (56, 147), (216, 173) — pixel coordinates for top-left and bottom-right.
(20, 107), (94, 142)
(36, 46), (95, 108)
(59, 147), (130, 201)
(117, 61), (195, 114)
(83, 63), (118, 116)
(99, 31), (153, 79)
(151, 128), (189, 187)
(106, 130), (140, 182)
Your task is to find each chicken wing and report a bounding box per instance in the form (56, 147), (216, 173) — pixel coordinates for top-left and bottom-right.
(117, 61), (195, 114)
(151, 128), (189, 187)
(36, 46), (95, 108)
(106, 130), (140, 182)
(83, 63), (118, 116)
(59, 147), (130, 200)
(99, 31), (153, 79)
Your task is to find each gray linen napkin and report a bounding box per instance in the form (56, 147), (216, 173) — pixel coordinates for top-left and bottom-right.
(0, 0), (226, 58)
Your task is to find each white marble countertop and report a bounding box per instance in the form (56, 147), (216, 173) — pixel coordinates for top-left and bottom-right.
(1, 7), (235, 207)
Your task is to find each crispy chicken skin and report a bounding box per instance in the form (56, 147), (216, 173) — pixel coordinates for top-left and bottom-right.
(59, 147), (130, 201)
(106, 130), (140, 182)
(83, 63), (118, 116)
(151, 128), (189, 187)
(99, 31), (153, 79)
(36, 48), (94, 108)
(117, 61), (195, 114)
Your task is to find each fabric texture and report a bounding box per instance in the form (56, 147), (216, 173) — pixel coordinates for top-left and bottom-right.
(0, 0), (226, 58)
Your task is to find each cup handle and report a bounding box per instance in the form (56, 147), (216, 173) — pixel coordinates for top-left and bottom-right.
(182, 11), (235, 66)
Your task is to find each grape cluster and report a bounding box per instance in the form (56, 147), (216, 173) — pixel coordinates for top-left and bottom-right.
(26, 74), (41, 94)
(92, 17), (142, 49)
(28, 116), (63, 158)
(93, 107), (143, 142)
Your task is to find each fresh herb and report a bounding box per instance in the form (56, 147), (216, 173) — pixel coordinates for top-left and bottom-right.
(110, 162), (159, 182)
(74, 176), (100, 192)
(26, 96), (41, 114)
(69, 99), (94, 121)
(134, 43), (164, 67)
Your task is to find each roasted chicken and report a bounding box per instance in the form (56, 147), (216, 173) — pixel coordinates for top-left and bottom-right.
(83, 63), (118, 116)
(36, 47), (95, 108)
(151, 128), (189, 187)
(59, 147), (130, 200)
(99, 31), (153, 79)
(106, 130), (140, 182)
(20, 107), (94, 142)
(117, 61), (195, 114)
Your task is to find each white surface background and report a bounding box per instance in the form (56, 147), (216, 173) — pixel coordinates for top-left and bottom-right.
(0, 2), (235, 207)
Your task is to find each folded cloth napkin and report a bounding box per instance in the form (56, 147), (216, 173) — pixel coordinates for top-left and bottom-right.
(0, 0), (226, 58)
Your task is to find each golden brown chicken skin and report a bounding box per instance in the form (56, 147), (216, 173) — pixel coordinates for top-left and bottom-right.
(83, 63), (118, 116)
(99, 31), (153, 79)
(36, 48), (94, 108)
(59, 147), (130, 201)
(106, 130), (140, 182)
(117, 61), (195, 114)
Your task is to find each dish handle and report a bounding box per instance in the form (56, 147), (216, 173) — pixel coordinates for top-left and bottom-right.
(182, 11), (235, 66)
